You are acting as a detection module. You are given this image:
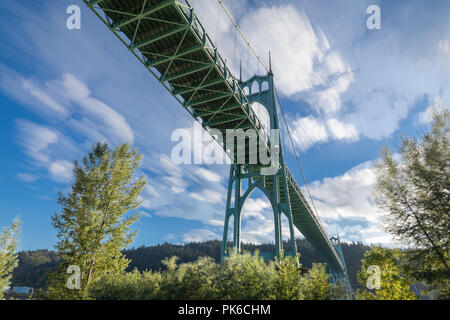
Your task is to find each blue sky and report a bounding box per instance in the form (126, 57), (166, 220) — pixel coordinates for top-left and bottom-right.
(0, 0), (449, 251)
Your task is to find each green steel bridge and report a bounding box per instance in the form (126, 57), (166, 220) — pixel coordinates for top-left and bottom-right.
(83, 0), (352, 296)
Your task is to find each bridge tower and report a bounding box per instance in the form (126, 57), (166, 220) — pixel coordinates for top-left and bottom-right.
(330, 236), (353, 298)
(220, 70), (298, 263)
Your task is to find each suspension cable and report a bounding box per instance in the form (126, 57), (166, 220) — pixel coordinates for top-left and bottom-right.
(218, 0), (324, 225)
(275, 85), (323, 225)
(216, 0), (269, 73)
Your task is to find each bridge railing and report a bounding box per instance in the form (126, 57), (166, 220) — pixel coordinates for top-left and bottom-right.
(85, 0), (270, 161)
(178, 0), (270, 146)
(284, 166), (344, 271)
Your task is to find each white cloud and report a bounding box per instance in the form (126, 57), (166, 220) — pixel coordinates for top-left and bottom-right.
(240, 4), (353, 100)
(289, 116), (358, 151)
(190, 190), (223, 204)
(438, 39), (449, 54)
(2, 69), (135, 146)
(190, 1), (354, 115)
(290, 116), (329, 151)
(364, 234), (396, 247)
(308, 72), (355, 114)
(326, 118), (358, 141)
(21, 79), (69, 117)
(183, 228), (219, 243)
(61, 74), (134, 144)
(141, 212), (152, 219)
(345, 91), (412, 140)
(16, 119), (59, 165)
(144, 184), (159, 197)
(194, 168), (221, 182)
(139, 153), (228, 225)
(16, 172), (39, 183)
(49, 160), (73, 183)
(308, 161), (379, 222)
(305, 160), (397, 245)
(416, 98), (448, 125)
(4, 69), (137, 184)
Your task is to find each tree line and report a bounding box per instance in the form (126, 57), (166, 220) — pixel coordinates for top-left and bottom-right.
(11, 239), (371, 291)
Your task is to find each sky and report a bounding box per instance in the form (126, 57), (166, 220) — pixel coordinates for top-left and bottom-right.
(0, 0), (449, 251)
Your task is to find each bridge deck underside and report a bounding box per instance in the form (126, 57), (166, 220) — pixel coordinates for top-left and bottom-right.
(86, 0), (269, 163)
(85, 0), (345, 275)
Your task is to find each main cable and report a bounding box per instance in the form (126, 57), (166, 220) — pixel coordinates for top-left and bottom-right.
(275, 85), (323, 226)
(217, 0), (269, 73)
(218, 0), (324, 226)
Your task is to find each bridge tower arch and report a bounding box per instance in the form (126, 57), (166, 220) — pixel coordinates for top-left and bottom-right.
(220, 72), (298, 263)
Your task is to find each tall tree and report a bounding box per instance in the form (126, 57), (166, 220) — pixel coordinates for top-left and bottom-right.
(0, 219), (21, 299)
(373, 103), (449, 298)
(356, 247), (417, 300)
(46, 143), (146, 299)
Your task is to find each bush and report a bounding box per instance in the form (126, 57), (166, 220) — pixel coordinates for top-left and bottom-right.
(89, 270), (161, 300)
(89, 253), (343, 300)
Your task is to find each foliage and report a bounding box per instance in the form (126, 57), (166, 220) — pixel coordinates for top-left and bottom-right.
(356, 247), (417, 300)
(273, 254), (304, 299)
(13, 240), (371, 291)
(89, 269), (161, 300)
(373, 103), (450, 298)
(44, 143), (146, 300)
(89, 253), (345, 300)
(301, 263), (343, 300)
(215, 252), (277, 299)
(159, 256), (219, 299)
(0, 219), (21, 299)
(13, 250), (60, 289)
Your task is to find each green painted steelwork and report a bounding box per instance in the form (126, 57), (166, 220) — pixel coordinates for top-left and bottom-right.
(83, 0), (352, 297)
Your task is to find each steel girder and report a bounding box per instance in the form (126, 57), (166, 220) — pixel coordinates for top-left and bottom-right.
(83, 0), (270, 164)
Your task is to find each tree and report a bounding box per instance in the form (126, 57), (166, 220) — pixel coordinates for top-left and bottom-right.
(89, 269), (161, 300)
(356, 247), (417, 300)
(213, 252), (278, 300)
(0, 219), (21, 299)
(373, 103), (449, 298)
(158, 256), (219, 299)
(45, 143), (146, 299)
(273, 254), (305, 300)
(301, 263), (343, 300)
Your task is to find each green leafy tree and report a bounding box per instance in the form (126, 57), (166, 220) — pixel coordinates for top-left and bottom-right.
(89, 253), (346, 300)
(356, 247), (417, 300)
(301, 263), (343, 300)
(0, 219), (21, 299)
(45, 143), (146, 299)
(273, 254), (305, 299)
(89, 269), (161, 300)
(216, 252), (277, 300)
(373, 103), (449, 298)
(158, 256), (219, 299)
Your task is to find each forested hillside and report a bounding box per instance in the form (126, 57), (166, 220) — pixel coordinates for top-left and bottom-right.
(12, 239), (371, 289)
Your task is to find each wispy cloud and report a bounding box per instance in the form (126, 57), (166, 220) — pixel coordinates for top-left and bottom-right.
(289, 115), (358, 152)
(16, 172), (39, 183)
(15, 119), (59, 165)
(5, 71), (136, 183)
(48, 160), (73, 183)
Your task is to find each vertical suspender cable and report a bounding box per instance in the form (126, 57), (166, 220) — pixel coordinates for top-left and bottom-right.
(275, 85), (324, 226)
(217, 0), (269, 74)
(217, 0), (324, 226)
